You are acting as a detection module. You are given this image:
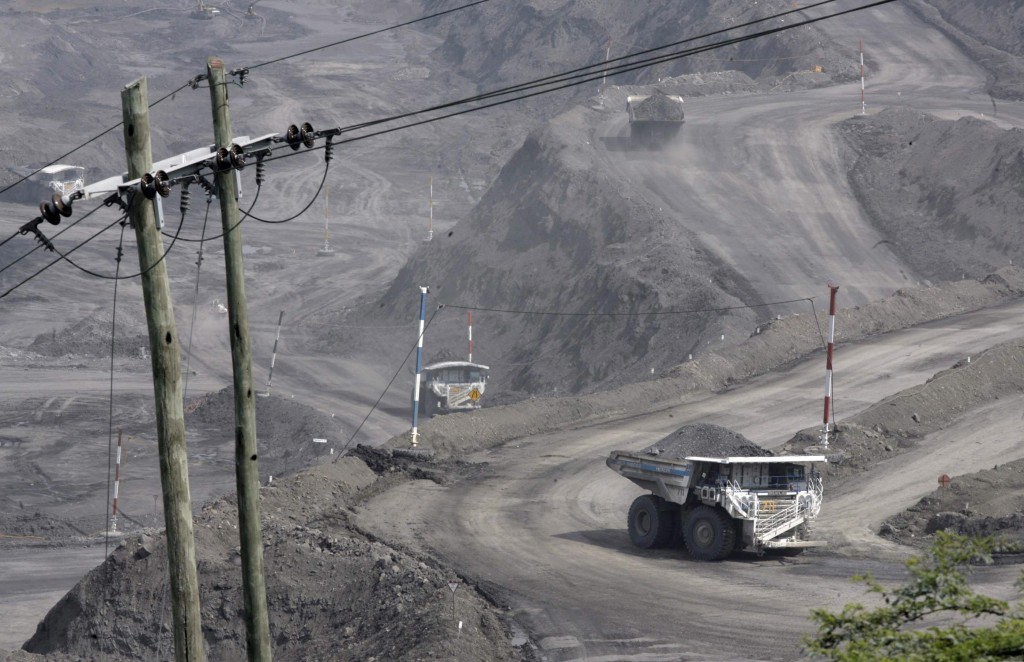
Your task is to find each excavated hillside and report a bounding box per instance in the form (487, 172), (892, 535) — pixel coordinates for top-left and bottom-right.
(6, 1), (1024, 659)
(909, 0), (1024, 100)
(370, 102), (761, 400)
(838, 107), (1024, 283)
(428, 0), (859, 115)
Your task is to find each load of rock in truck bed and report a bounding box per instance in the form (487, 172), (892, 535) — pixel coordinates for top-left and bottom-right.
(630, 92), (685, 122)
(640, 423), (773, 459)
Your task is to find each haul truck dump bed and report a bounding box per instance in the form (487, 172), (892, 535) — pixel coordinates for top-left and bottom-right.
(607, 449), (827, 560)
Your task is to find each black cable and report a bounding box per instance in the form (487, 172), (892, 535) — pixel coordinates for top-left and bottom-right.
(242, 0), (494, 72)
(260, 0), (896, 164)
(0, 229), (22, 252)
(239, 165), (328, 224)
(183, 200), (212, 399)
(333, 0), (845, 137)
(0, 82), (191, 201)
(1, 0), (878, 268)
(334, 306), (442, 460)
(0, 207), (122, 299)
(441, 297), (815, 317)
(53, 210), (186, 280)
(1, 0), (490, 202)
(0, 203), (109, 278)
(104, 223), (128, 560)
(164, 180), (263, 242)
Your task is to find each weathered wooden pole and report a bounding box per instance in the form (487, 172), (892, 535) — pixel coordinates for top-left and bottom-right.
(121, 77), (206, 662)
(206, 57), (273, 662)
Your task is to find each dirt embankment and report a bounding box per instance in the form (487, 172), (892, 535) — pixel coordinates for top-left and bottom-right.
(394, 268), (1024, 457)
(15, 457), (522, 662)
(357, 100), (763, 400)
(430, 0), (858, 116)
(910, 0), (1024, 100)
(838, 108), (1024, 284)
(781, 337), (1024, 550)
(882, 458), (1024, 551)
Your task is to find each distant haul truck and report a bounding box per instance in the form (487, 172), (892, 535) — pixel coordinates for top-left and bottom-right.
(607, 449), (827, 560)
(626, 93), (685, 145)
(417, 361), (489, 416)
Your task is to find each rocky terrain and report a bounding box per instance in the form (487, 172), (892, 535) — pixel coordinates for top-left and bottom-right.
(7, 270), (1024, 661)
(839, 107), (1024, 283)
(3, 0), (1024, 659)
(906, 0), (1024, 100)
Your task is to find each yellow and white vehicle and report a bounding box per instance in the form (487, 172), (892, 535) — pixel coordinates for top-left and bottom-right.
(417, 361), (489, 416)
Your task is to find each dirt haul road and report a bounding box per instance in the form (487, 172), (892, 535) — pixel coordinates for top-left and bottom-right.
(594, 2), (1022, 308)
(355, 5), (1024, 661)
(360, 300), (1024, 661)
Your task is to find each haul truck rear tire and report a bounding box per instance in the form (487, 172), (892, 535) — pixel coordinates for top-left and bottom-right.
(627, 495), (676, 549)
(684, 505), (736, 561)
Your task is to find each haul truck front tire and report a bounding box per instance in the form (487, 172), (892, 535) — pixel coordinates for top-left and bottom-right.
(627, 495), (676, 549)
(684, 505), (736, 561)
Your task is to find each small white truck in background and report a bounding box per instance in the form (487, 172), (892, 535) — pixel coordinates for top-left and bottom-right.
(606, 448), (827, 561)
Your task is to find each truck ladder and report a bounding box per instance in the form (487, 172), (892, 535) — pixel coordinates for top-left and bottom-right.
(754, 501), (805, 544)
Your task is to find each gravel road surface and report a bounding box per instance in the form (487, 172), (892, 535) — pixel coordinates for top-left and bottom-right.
(358, 300), (1024, 660)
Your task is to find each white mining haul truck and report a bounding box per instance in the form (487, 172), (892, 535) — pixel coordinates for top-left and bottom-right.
(626, 92), (685, 146)
(606, 451), (827, 560)
(417, 361), (489, 417)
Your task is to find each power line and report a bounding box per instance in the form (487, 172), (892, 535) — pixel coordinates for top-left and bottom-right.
(52, 211), (185, 281)
(335, 306), (442, 459)
(440, 297), (816, 318)
(2, 0), (890, 295)
(242, 0), (494, 72)
(238, 166), (329, 224)
(259, 0), (895, 164)
(330, 0), (845, 136)
(0, 0), (492, 203)
(0, 209), (124, 299)
(0, 82), (192, 201)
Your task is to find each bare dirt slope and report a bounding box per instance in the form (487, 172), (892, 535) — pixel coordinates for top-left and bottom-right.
(839, 107), (1024, 283)
(910, 0), (1024, 100)
(21, 458), (522, 662)
(4, 0), (1024, 660)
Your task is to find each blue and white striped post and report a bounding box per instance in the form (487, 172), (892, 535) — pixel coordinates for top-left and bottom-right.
(410, 286), (429, 447)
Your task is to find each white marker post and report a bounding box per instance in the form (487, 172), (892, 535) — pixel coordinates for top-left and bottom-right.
(860, 39), (866, 116)
(448, 580), (459, 628)
(410, 286), (429, 447)
(427, 177), (434, 242)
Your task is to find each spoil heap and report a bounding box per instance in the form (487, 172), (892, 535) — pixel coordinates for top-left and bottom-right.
(631, 92), (685, 122)
(641, 423), (772, 459)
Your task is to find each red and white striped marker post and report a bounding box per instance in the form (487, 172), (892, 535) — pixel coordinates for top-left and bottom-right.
(821, 285), (839, 448)
(860, 39), (866, 115)
(467, 311), (473, 362)
(111, 429), (123, 532)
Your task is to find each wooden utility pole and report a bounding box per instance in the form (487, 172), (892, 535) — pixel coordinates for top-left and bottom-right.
(206, 57), (273, 661)
(120, 78), (206, 662)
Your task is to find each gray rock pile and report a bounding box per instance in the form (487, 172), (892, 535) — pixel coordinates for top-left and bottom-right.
(641, 423), (772, 459)
(632, 91), (685, 122)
